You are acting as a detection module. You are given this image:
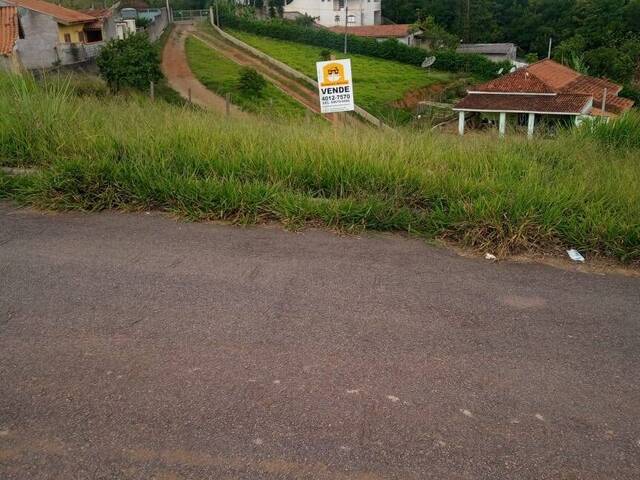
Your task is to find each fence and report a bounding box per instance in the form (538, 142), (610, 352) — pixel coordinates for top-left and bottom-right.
(174, 10), (209, 21)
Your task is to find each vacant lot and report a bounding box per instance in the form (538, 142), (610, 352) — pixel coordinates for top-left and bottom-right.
(1, 73), (639, 264)
(185, 35), (307, 118)
(225, 28), (455, 124)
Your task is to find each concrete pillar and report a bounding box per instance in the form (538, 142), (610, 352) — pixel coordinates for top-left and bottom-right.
(527, 112), (535, 138)
(458, 111), (465, 136)
(499, 112), (507, 137)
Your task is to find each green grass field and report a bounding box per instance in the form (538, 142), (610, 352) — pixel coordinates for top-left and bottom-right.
(185, 35), (308, 119)
(1, 73), (639, 264)
(223, 28), (455, 124)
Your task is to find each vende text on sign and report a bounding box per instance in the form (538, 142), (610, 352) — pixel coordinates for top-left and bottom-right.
(316, 59), (355, 114)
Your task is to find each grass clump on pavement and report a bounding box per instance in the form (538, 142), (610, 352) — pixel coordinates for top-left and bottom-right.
(185, 35), (308, 119)
(0, 72), (639, 264)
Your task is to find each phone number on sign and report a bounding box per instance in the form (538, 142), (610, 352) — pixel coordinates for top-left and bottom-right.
(321, 94), (352, 102)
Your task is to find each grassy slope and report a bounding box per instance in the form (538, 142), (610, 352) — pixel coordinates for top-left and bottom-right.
(1, 73), (639, 264)
(225, 28), (453, 124)
(185, 36), (308, 119)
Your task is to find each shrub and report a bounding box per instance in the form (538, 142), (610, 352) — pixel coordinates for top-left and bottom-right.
(135, 17), (151, 28)
(319, 49), (332, 61)
(96, 33), (162, 92)
(219, 16), (509, 79)
(237, 67), (267, 96)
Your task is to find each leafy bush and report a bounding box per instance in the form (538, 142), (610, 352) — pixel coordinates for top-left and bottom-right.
(96, 33), (162, 92)
(135, 17), (151, 28)
(219, 16), (509, 79)
(620, 83), (640, 104)
(319, 49), (332, 61)
(238, 67), (267, 96)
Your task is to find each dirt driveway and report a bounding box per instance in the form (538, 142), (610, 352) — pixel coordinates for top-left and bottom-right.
(161, 22), (243, 115)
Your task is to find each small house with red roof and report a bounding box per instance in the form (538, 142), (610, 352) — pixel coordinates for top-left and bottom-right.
(0, 0), (106, 69)
(328, 24), (420, 46)
(453, 59), (635, 137)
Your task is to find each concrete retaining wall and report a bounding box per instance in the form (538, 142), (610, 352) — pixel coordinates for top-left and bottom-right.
(208, 13), (388, 129)
(145, 8), (169, 42)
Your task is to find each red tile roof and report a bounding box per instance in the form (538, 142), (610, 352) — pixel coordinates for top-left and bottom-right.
(81, 7), (113, 19)
(473, 68), (555, 94)
(0, 5), (18, 56)
(459, 58), (634, 115)
(454, 93), (592, 114)
(328, 24), (414, 38)
(526, 59), (581, 90)
(6, 0), (96, 24)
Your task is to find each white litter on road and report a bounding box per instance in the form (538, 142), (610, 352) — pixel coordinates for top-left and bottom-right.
(386, 395), (400, 403)
(484, 253), (497, 261)
(535, 413), (545, 421)
(461, 409), (473, 417)
(567, 249), (585, 262)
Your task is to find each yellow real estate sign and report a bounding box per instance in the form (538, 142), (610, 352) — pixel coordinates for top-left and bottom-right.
(316, 59), (355, 114)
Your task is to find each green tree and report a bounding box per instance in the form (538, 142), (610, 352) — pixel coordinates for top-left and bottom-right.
(96, 33), (161, 92)
(413, 15), (459, 50)
(238, 67), (267, 96)
(584, 47), (635, 82)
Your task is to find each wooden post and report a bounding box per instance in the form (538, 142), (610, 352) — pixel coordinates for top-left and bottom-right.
(150, 81), (155, 101)
(225, 93), (231, 116)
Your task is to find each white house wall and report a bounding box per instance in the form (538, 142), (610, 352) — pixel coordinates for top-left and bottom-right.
(284, 0), (381, 27)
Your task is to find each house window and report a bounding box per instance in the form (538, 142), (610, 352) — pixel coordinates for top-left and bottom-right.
(334, 15), (340, 23)
(78, 31), (85, 43)
(85, 29), (103, 43)
(64, 33), (71, 43)
(347, 14), (356, 24)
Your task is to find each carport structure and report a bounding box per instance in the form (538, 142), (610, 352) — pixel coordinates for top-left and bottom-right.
(453, 59), (634, 137)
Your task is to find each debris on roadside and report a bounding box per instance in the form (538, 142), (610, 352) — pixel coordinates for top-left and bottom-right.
(484, 253), (497, 261)
(567, 249), (585, 262)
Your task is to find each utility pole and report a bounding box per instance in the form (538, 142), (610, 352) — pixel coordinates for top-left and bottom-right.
(465, 0), (470, 42)
(547, 37), (552, 59)
(216, 1), (220, 26)
(165, 0), (171, 23)
(343, 2), (348, 54)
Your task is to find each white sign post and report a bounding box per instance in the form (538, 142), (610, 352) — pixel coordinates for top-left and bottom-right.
(316, 59), (355, 114)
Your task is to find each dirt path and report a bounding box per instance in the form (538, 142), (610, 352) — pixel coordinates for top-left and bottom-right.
(161, 23), (243, 115)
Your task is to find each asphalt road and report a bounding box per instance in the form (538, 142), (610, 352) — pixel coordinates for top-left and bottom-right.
(1, 202), (639, 480)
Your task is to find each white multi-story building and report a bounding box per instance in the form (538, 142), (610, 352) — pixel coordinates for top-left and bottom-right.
(284, 0), (381, 27)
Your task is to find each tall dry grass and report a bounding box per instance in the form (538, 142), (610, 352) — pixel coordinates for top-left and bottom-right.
(1, 73), (639, 263)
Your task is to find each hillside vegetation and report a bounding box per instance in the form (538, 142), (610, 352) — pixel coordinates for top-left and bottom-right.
(222, 27), (456, 124)
(185, 36), (308, 118)
(1, 73), (639, 264)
